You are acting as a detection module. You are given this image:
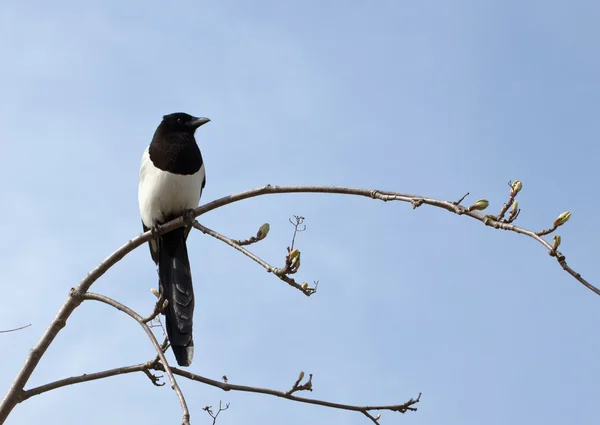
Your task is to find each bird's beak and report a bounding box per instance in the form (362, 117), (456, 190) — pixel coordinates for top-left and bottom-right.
(190, 117), (211, 129)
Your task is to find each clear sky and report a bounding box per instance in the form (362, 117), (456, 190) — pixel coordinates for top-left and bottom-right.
(1, 1), (599, 424)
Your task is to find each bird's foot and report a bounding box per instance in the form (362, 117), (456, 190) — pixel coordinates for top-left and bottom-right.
(150, 224), (161, 239)
(182, 209), (196, 226)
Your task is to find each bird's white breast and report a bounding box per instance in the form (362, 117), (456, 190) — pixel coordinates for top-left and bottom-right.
(138, 147), (204, 228)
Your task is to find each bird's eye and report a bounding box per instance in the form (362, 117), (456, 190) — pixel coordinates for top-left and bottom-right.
(176, 118), (182, 123)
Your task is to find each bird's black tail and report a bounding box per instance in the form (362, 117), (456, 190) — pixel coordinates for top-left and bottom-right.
(158, 227), (195, 367)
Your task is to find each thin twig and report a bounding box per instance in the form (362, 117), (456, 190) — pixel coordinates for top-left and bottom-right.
(537, 225), (558, 236)
(362, 410), (380, 424)
(233, 236), (262, 246)
(453, 192), (469, 205)
(232, 223), (270, 246)
(497, 191), (517, 222)
(0, 324), (31, 334)
(288, 215), (306, 251)
(204, 401), (230, 425)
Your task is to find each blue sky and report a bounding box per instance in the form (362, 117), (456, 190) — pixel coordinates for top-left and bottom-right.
(1, 1), (599, 424)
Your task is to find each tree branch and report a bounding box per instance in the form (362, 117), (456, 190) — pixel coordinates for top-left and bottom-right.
(20, 362), (157, 401)
(19, 359), (420, 423)
(160, 365), (421, 419)
(188, 185), (596, 296)
(79, 292), (190, 425)
(22, 338), (171, 401)
(1, 184), (594, 424)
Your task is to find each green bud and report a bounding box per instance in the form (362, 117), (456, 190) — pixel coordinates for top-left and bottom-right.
(553, 235), (561, 250)
(511, 201), (519, 214)
(289, 249), (300, 260)
(301, 282), (309, 290)
(553, 211), (571, 227)
(298, 371), (305, 381)
(511, 180), (523, 194)
(469, 199), (489, 211)
(376, 414), (381, 420)
(256, 223), (270, 240)
(291, 252), (301, 270)
(150, 288), (160, 298)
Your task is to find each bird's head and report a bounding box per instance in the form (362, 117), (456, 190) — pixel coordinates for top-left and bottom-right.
(161, 112), (210, 134)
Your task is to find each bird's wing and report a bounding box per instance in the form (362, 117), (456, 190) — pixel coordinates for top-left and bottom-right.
(139, 147), (159, 263)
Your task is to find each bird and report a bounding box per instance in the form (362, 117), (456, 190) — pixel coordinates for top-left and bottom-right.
(138, 112), (210, 367)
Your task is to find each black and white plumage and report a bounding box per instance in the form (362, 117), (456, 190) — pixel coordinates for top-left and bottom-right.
(138, 112), (210, 367)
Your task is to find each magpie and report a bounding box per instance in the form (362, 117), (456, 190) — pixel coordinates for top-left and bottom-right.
(138, 112), (210, 367)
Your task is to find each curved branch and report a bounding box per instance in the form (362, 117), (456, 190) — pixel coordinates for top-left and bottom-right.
(188, 185), (596, 296)
(20, 359), (420, 422)
(80, 292), (190, 425)
(21, 362), (155, 401)
(1, 184), (595, 424)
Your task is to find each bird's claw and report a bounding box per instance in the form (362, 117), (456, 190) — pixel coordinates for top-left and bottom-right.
(150, 224), (161, 239)
(182, 209), (196, 226)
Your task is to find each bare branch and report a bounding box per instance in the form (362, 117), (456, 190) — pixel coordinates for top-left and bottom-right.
(18, 358), (420, 423)
(160, 364), (421, 419)
(233, 236), (262, 246)
(0, 324), (31, 334)
(551, 252), (597, 295)
(80, 292), (190, 425)
(479, 215), (598, 296)
(22, 338), (171, 401)
(288, 215), (306, 251)
(496, 182), (519, 222)
(21, 362), (158, 401)
(191, 221), (316, 296)
(203, 401), (230, 425)
(537, 224), (559, 236)
(362, 410), (380, 424)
